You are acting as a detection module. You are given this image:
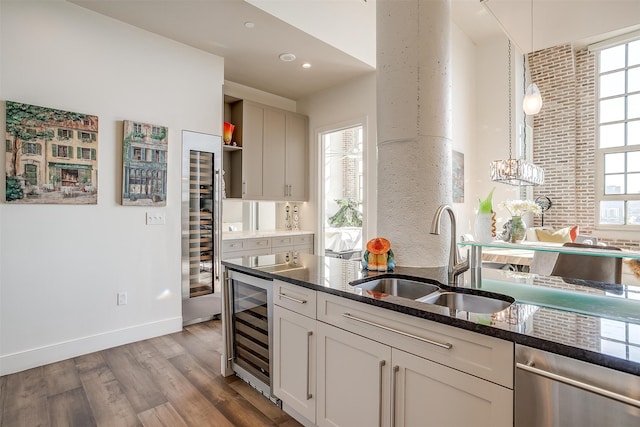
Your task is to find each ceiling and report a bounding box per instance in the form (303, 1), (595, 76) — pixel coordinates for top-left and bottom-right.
(69, 0), (640, 101)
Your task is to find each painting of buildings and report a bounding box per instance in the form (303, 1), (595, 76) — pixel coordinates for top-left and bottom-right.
(5, 101), (99, 204)
(122, 120), (168, 206)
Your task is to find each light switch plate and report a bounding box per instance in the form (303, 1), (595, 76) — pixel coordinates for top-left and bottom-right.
(146, 212), (166, 225)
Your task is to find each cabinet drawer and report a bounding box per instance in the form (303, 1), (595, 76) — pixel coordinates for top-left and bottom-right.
(317, 293), (513, 388)
(223, 239), (244, 252)
(271, 236), (294, 248)
(244, 238), (271, 250)
(274, 280), (317, 319)
(293, 234), (313, 245)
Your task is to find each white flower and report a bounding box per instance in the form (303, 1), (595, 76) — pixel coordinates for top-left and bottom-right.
(499, 199), (541, 217)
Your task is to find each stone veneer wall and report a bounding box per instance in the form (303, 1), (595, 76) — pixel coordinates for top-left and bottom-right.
(529, 44), (640, 251)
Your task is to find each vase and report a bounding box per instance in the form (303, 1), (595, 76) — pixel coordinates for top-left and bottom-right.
(474, 212), (495, 243)
(510, 216), (526, 243)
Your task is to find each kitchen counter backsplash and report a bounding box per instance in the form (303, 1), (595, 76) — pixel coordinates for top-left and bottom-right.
(223, 252), (640, 376)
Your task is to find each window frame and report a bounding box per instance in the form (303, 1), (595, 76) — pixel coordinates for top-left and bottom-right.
(594, 35), (640, 230)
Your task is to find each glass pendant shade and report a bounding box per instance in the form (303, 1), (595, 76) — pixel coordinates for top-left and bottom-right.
(523, 83), (542, 115)
(490, 158), (544, 186)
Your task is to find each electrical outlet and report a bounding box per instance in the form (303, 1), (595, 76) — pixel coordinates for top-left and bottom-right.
(117, 292), (128, 306)
(146, 212), (166, 225)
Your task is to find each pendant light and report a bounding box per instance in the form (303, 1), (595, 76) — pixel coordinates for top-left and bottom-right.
(523, 0), (542, 115)
(490, 40), (544, 186)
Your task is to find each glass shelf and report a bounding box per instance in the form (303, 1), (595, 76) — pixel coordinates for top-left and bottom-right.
(459, 240), (640, 260)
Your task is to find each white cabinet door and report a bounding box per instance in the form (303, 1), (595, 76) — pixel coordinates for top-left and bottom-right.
(392, 348), (513, 427)
(316, 322), (391, 427)
(242, 102), (264, 199)
(262, 108), (286, 199)
(285, 112), (308, 200)
(273, 305), (316, 423)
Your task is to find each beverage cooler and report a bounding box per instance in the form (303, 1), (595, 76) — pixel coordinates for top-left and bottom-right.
(181, 130), (222, 325)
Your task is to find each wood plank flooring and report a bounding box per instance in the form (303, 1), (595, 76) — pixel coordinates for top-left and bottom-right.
(0, 320), (301, 427)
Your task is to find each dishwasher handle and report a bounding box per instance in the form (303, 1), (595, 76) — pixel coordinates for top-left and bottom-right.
(516, 362), (640, 409)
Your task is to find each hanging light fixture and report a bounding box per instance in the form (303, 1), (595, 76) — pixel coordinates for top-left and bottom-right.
(523, 0), (542, 115)
(490, 40), (544, 186)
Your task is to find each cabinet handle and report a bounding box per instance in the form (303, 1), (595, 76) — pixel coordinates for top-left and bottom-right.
(279, 292), (307, 304)
(391, 365), (399, 427)
(516, 362), (640, 408)
(378, 360), (386, 427)
(342, 313), (453, 349)
(306, 331), (313, 400)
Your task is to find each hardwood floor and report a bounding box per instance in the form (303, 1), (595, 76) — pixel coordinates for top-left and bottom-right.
(0, 321), (302, 427)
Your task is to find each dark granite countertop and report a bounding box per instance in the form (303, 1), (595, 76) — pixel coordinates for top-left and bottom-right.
(223, 252), (640, 376)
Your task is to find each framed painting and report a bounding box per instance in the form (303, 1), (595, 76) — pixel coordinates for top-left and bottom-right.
(452, 150), (464, 203)
(5, 101), (98, 204)
(122, 120), (168, 206)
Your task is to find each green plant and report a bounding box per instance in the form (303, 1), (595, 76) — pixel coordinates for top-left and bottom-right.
(6, 176), (24, 201)
(328, 198), (362, 227)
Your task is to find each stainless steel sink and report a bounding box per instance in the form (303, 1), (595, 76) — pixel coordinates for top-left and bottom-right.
(419, 291), (513, 314)
(351, 278), (441, 300)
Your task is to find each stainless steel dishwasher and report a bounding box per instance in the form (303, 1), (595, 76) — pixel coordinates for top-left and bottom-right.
(515, 344), (640, 426)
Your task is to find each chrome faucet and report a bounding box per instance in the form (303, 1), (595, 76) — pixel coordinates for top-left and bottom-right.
(430, 204), (469, 285)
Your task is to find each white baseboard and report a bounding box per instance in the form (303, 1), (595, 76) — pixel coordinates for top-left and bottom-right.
(0, 317), (182, 376)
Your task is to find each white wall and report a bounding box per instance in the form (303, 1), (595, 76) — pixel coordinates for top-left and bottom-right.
(472, 35), (525, 232)
(0, 1), (224, 375)
(451, 24), (477, 237)
(297, 73), (377, 251)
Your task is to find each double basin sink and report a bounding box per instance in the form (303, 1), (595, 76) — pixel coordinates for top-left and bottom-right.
(349, 277), (514, 314)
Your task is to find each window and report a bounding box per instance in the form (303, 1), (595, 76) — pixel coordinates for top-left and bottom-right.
(57, 129), (72, 140)
(321, 124), (365, 257)
(22, 142), (41, 155)
(133, 123), (142, 133)
(152, 126), (161, 135)
(6, 140), (12, 152)
(78, 131), (95, 142)
(52, 144), (72, 158)
(597, 37), (640, 226)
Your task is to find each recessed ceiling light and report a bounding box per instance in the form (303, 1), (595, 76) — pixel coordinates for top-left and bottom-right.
(279, 53), (296, 62)
(302, 63), (312, 69)
(244, 21), (255, 28)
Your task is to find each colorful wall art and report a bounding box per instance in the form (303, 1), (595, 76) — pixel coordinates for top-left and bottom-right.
(122, 120), (168, 206)
(5, 101), (99, 204)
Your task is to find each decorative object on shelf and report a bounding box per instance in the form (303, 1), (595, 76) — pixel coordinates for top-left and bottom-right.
(523, 0), (543, 115)
(490, 40), (544, 186)
(223, 122), (235, 145)
(292, 203), (300, 231)
(499, 199), (541, 243)
(510, 216), (527, 243)
(475, 188), (496, 243)
(122, 120), (168, 206)
(534, 195), (552, 226)
(285, 203), (292, 230)
(361, 237), (396, 272)
(5, 100), (99, 205)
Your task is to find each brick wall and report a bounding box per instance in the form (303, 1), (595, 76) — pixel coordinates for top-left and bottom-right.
(530, 44), (580, 229)
(529, 45), (640, 250)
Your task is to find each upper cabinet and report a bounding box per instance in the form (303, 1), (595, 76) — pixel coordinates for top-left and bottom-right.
(223, 98), (308, 201)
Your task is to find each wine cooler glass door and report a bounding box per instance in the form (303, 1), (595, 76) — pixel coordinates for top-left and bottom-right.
(182, 130), (222, 325)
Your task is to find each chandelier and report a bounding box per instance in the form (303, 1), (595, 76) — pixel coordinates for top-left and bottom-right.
(490, 40), (544, 186)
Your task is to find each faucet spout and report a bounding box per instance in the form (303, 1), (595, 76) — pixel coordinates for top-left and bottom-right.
(430, 204), (469, 285)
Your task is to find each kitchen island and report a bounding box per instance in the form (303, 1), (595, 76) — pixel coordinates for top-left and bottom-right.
(222, 252), (640, 427)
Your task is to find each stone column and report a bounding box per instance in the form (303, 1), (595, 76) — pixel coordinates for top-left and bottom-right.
(377, 0), (452, 267)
